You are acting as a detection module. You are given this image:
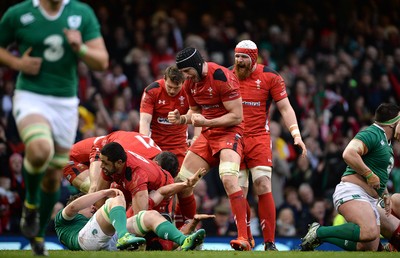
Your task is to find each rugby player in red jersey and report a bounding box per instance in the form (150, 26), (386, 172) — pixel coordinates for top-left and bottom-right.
(233, 40), (307, 251)
(168, 47), (250, 251)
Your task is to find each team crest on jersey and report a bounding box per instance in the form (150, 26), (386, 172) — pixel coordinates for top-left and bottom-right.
(208, 87), (213, 96)
(20, 13), (35, 25)
(179, 96), (185, 106)
(68, 15), (82, 29)
(255, 79), (261, 89)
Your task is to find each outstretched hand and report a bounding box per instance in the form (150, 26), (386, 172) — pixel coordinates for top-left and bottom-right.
(185, 167), (206, 187)
(104, 188), (123, 198)
(193, 214), (216, 221)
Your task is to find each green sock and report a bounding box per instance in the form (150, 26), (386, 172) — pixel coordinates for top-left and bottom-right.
(109, 206), (129, 238)
(23, 165), (44, 206)
(38, 188), (60, 237)
(318, 222), (361, 242)
(155, 221), (186, 245)
(324, 237), (358, 251)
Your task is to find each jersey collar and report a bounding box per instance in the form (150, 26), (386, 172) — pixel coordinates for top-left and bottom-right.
(33, 0), (70, 8)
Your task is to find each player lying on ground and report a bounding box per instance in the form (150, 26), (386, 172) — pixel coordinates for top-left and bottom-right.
(55, 168), (208, 251)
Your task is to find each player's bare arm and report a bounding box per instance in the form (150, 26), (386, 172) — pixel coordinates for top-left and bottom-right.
(64, 30), (108, 71)
(343, 139), (380, 190)
(168, 106), (199, 125)
(132, 189), (149, 214)
(0, 47), (42, 75)
(139, 112), (153, 136)
(150, 167), (206, 205)
(64, 189), (122, 217)
(276, 98), (307, 157)
(93, 176), (111, 209)
(199, 98), (243, 127)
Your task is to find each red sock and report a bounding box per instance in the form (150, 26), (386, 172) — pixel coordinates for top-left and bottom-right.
(246, 201), (253, 240)
(177, 194), (196, 220)
(258, 192), (276, 243)
(229, 190), (248, 239)
(389, 224), (400, 251)
(174, 204), (184, 229)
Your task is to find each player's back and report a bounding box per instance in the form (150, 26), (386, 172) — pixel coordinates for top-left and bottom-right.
(69, 137), (96, 164)
(105, 131), (162, 159)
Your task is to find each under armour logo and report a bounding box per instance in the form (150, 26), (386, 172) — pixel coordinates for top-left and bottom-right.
(158, 100), (166, 105)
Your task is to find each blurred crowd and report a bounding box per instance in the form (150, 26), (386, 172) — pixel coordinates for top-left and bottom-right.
(1, 0), (400, 237)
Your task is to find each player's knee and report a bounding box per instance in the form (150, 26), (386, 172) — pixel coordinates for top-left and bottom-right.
(219, 162), (239, 178)
(21, 124), (54, 173)
(78, 177), (90, 193)
(238, 169), (249, 188)
(252, 166), (272, 193)
(360, 224), (380, 242)
(49, 153), (70, 170)
(134, 210), (150, 235)
(176, 166), (193, 182)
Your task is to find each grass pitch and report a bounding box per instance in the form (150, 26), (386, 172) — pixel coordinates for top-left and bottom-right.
(0, 250), (399, 258)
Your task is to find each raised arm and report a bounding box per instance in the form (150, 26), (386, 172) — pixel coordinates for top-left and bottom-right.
(63, 189), (121, 218)
(150, 168), (206, 206)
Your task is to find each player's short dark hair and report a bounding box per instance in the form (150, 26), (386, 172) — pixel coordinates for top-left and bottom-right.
(154, 151), (179, 178)
(101, 142), (127, 162)
(375, 103), (400, 124)
(164, 65), (185, 85)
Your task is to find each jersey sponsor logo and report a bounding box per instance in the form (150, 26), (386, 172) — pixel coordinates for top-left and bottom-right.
(201, 104), (220, 109)
(67, 15), (82, 29)
(242, 101), (261, 106)
(20, 13), (35, 25)
(157, 117), (172, 125)
(158, 99), (166, 105)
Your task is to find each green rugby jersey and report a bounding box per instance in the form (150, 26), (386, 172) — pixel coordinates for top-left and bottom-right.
(54, 209), (88, 250)
(0, 0), (101, 97)
(342, 124), (394, 197)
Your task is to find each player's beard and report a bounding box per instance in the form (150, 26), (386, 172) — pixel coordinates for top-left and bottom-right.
(103, 165), (117, 176)
(235, 62), (252, 80)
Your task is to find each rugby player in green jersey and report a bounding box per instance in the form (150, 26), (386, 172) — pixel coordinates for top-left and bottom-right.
(300, 103), (400, 251)
(55, 168), (209, 251)
(0, 0), (108, 255)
